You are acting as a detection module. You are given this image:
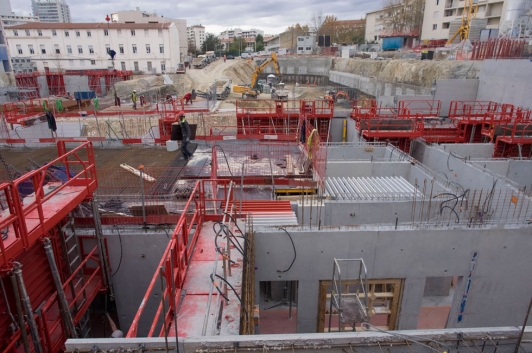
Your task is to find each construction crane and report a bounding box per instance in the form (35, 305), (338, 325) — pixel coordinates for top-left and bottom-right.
(447, 0), (479, 44)
(233, 52), (285, 99)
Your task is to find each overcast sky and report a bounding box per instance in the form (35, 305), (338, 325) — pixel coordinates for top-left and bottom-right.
(12, 0), (378, 35)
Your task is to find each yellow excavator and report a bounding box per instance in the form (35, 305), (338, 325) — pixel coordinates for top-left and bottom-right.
(447, 0), (478, 44)
(233, 52), (285, 99)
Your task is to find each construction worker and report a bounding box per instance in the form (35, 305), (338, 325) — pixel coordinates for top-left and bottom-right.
(131, 90), (138, 110)
(179, 111), (193, 160)
(184, 92), (193, 105)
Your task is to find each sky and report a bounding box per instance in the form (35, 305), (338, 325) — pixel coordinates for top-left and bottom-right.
(12, 0), (378, 36)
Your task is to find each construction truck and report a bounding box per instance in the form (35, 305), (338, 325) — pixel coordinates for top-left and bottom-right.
(215, 78), (232, 100)
(233, 52), (286, 99)
(192, 57), (206, 69)
(271, 82), (289, 101)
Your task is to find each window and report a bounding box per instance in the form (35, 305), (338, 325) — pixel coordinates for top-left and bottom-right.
(132, 44), (137, 53)
(158, 29), (162, 37)
(78, 45), (83, 54)
(67, 45), (72, 54)
(119, 44), (124, 54)
(105, 44), (110, 53)
(147, 61), (152, 71)
(16, 45), (22, 54)
(121, 62), (126, 70)
(89, 45), (94, 54)
(52, 29), (57, 36)
(104, 29), (108, 36)
(159, 44), (164, 53)
(25, 29), (30, 36)
(298, 38), (304, 41)
(69, 59), (74, 66)
(65, 30), (69, 37)
(40, 44), (46, 54)
(306, 47), (312, 50)
(298, 47), (303, 50)
(76, 31), (80, 37)
(79, 60), (85, 66)
(29, 45), (34, 54)
(87, 30), (91, 37)
(54, 44), (60, 54)
(91, 60), (96, 65)
(131, 29), (135, 36)
(117, 29), (122, 36)
(144, 29), (149, 36)
(134, 61), (139, 71)
(442, 22), (450, 29)
(433, 24), (438, 30)
(161, 61), (166, 72)
(434, 11), (439, 18)
(13, 30), (18, 36)
(437, 0), (439, 4)
(146, 44), (151, 53)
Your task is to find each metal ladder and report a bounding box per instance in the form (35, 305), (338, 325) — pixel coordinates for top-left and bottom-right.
(58, 219), (88, 332)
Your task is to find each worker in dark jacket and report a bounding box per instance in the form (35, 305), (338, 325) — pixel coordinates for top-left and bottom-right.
(179, 111), (193, 160)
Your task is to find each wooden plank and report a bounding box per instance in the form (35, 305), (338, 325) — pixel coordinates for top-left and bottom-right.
(286, 155), (293, 175)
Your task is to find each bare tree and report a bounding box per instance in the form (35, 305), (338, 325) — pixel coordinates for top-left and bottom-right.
(381, 0), (424, 37)
(310, 10), (324, 35)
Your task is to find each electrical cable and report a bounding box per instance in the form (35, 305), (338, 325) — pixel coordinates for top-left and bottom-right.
(214, 145), (234, 176)
(210, 273), (248, 319)
(361, 322), (450, 353)
(223, 212), (247, 240)
(111, 227), (123, 277)
(277, 227), (296, 273)
(213, 222), (248, 260)
(447, 150), (467, 172)
(213, 224), (235, 264)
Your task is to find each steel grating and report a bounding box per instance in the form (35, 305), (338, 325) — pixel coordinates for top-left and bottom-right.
(325, 176), (424, 201)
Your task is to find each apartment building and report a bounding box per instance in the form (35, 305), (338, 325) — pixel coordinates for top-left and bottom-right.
(421, 0), (510, 41)
(365, 8), (389, 44)
(219, 27), (264, 40)
(296, 35), (316, 54)
(5, 22), (181, 73)
(187, 24), (205, 51)
(110, 8), (187, 63)
(31, 0), (71, 23)
(0, 0), (39, 27)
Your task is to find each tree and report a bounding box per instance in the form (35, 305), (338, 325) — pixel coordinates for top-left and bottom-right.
(380, 0), (424, 37)
(310, 10), (324, 35)
(283, 23), (310, 49)
(255, 34), (265, 52)
(229, 36), (248, 54)
(201, 33), (221, 53)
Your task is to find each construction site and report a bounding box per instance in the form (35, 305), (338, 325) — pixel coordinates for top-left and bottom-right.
(1, 47), (532, 353)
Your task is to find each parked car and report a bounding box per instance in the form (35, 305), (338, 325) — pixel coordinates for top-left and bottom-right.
(226, 55), (234, 60)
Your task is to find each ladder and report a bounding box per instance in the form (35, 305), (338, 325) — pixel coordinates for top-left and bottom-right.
(58, 219), (88, 333)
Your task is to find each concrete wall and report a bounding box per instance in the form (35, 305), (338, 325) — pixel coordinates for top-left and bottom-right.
(473, 159), (532, 188)
(254, 226), (532, 333)
(326, 161), (411, 178)
(103, 228), (171, 335)
(263, 57), (332, 77)
(434, 79), (479, 116)
(476, 60), (532, 110)
(326, 145), (387, 160)
(64, 75), (90, 94)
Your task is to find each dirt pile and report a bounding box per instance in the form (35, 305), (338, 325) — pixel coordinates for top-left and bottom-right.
(221, 60), (257, 86)
(108, 74), (195, 98)
(332, 58), (481, 88)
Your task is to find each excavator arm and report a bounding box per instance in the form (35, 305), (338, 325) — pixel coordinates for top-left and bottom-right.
(250, 52), (281, 88)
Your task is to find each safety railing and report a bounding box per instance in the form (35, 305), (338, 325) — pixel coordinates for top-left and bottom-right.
(300, 99), (335, 118)
(208, 125), (299, 141)
(0, 141), (97, 267)
(449, 100), (499, 120)
(358, 117), (424, 139)
(127, 179), (234, 338)
(397, 100), (441, 118)
(236, 99), (302, 117)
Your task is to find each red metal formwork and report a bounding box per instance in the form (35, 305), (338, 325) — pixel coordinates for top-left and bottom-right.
(470, 38), (526, 60)
(205, 125), (298, 141)
(127, 180), (232, 338)
(14, 72), (41, 99)
(493, 111), (532, 158)
(0, 141), (97, 268)
(45, 70), (66, 97)
(397, 100), (441, 118)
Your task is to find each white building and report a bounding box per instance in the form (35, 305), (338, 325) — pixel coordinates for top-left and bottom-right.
(364, 8), (387, 44)
(110, 8), (187, 62)
(31, 0), (71, 23)
(421, 0), (510, 41)
(296, 35), (315, 54)
(219, 27), (264, 40)
(5, 22), (181, 73)
(187, 24), (205, 51)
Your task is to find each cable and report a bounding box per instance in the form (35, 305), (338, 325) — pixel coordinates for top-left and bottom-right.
(111, 227), (123, 277)
(214, 145), (233, 176)
(223, 212), (247, 240)
(277, 227), (296, 273)
(213, 224), (235, 264)
(447, 150), (467, 172)
(361, 322), (449, 353)
(213, 222), (248, 260)
(210, 273), (248, 319)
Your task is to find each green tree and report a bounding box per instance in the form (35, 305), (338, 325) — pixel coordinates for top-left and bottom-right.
(201, 33), (221, 53)
(229, 36), (248, 54)
(255, 34), (265, 52)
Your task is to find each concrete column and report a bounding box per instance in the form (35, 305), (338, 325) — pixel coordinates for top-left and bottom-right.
(397, 277), (426, 330)
(296, 280), (319, 333)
